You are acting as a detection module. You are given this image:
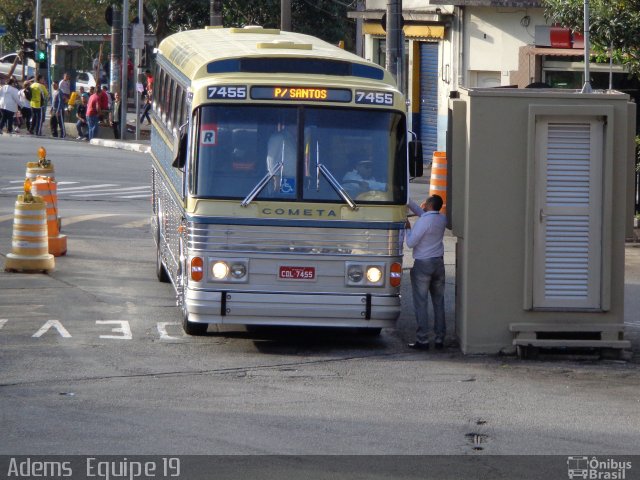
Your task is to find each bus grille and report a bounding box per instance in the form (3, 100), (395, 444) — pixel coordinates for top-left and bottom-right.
(187, 223), (402, 256)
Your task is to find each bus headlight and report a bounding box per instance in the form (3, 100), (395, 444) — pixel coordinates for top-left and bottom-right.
(230, 263), (247, 279)
(347, 265), (364, 283)
(208, 258), (249, 283)
(366, 266), (383, 283)
(212, 261), (229, 279)
(345, 262), (385, 287)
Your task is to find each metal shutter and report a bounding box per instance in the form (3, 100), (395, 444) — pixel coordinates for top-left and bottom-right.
(419, 42), (439, 165)
(533, 119), (603, 309)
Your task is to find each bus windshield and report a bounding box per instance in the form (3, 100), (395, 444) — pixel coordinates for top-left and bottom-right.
(193, 105), (407, 204)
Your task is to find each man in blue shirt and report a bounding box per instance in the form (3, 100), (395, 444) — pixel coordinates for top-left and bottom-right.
(50, 81), (66, 138)
(405, 194), (447, 350)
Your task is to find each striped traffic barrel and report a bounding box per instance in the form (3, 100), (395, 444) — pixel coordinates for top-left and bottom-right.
(26, 161), (55, 182)
(31, 177), (67, 256)
(4, 195), (55, 272)
(429, 151), (447, 214)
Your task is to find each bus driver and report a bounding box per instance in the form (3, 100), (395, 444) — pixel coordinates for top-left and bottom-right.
(343, 159), (386, 197)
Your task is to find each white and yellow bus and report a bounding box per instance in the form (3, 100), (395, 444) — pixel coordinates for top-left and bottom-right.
(151, 26), (421, 335)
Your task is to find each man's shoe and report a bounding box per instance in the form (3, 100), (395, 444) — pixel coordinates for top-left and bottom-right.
(434, 341), (444, 350)
(408, 342), (429, 351)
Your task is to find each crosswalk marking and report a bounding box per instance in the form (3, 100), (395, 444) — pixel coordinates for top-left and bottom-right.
(61, 213), (120, 226)
(69, 186), (150, 197)
(1, 181), (150, 200)
(57, 184), (119, 192)
(1, 213), (150, 227)
(117, 218), (150, 228)
(120, 194), (152, 199)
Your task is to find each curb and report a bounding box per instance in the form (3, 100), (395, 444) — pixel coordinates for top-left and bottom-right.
(89, 138), (150, 153)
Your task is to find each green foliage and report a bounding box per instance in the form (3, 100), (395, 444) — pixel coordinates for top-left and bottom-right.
(1, 0), (353, 58)
(543, 0), (640, 78)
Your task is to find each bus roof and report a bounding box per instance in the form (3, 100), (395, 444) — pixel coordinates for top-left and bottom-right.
(156, 27), (396, 87)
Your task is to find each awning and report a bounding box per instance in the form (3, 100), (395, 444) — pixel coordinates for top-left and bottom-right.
(363, 22), (445, 39)
(522, 46), (584, 57)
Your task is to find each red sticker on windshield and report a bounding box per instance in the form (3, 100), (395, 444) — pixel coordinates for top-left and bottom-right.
(200, 124), (218, 146)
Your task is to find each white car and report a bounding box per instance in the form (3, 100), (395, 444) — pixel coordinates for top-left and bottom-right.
(0, 53), (36, 81)
(75, 71), (97, 91)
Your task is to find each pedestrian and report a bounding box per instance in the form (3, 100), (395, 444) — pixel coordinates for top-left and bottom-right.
(50, 81), (66, 138)
(18, 81), (32, 133)
(59, 72), (71, 103)
(99, 85), (111, 124)
(140, 95), (151, 125)
(144, 69), (154, 96)
(140, 69), (153, 125)
(86, 89), (101, 140)
(0, 77), (21, 134)
(109, 91), (121, 139)
(75, 94), (89, 140)
(405, 194), (447, 351)
(29, 75), (49, 136)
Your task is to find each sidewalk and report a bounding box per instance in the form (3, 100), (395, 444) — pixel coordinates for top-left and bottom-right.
(16, 110), (151, 154)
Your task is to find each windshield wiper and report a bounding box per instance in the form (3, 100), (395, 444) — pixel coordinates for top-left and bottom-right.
(240, 160), (283, 207)
(316, 141), (358, 210)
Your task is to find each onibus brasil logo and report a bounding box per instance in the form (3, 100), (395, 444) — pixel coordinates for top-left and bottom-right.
(567, 456), (632, 479)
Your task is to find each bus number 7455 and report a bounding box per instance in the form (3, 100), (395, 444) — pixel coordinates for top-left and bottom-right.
(207, 86), (247, 99)
(355, 90), (394, 105)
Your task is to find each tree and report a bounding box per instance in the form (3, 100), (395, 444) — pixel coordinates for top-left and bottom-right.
(543, 0), (640, 77)
(139, 0), (353, 47)
(0, 0), (105, 60)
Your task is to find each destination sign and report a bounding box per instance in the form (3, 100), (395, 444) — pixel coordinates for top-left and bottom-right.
(251, 86), (352, 103)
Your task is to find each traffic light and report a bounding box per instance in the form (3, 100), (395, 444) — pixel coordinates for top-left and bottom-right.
(22, 38), (36, 61)
(36, 42), (48, 69)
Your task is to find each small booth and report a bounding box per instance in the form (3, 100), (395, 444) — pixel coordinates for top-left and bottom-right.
(449, 87), (636, 355)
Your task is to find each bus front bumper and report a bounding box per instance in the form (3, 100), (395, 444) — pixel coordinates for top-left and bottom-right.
(185, 289), (400, 328)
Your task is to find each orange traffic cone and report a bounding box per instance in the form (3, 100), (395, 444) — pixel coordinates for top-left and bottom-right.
(4, 180), (55, 273)
(32, 176), (67, 256)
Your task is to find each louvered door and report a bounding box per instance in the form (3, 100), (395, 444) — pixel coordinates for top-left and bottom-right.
(533, 118), (604, 309)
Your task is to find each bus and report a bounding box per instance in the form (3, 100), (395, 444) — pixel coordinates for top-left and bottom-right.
(151, 26), (421, 336)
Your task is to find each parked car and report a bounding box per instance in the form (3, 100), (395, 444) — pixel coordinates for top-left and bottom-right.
(75, 71), (97, 91)
(0, 53), (36, 81)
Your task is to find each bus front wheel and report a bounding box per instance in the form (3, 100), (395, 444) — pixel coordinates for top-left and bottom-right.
(182, 310), (208, 336)
(357, 327), (382, 337)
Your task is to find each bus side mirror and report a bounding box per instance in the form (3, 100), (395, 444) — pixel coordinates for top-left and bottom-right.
(172, 130), (188, 169)
(408, 141), (423, 177)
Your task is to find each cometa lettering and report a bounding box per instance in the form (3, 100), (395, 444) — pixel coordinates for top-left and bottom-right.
(262, 208), (337, 217)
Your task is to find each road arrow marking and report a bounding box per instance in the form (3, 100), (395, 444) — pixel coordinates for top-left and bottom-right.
(32, 320), (72, 338)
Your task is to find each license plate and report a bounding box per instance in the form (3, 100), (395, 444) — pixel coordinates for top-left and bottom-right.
(279, 266), (316, 280)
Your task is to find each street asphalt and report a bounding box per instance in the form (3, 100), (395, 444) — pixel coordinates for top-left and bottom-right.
(2, 128), (639, 360)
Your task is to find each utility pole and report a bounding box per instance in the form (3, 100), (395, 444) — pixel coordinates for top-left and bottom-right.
(135, 0), (143, 140)
(281, 0), (291, 31)
(35, 0), (41, 77)
(385, 0), (403, 90)
(581, 0), (592, 93)
(110, 4), (122, 94)
(356, 0), (364, 57)
(210, 0), (223, 26)
(120, 0), (129, 139)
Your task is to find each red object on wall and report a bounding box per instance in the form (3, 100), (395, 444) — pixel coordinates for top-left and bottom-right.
(549, 27), (572, 48)
(572, 32), (584, 49)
